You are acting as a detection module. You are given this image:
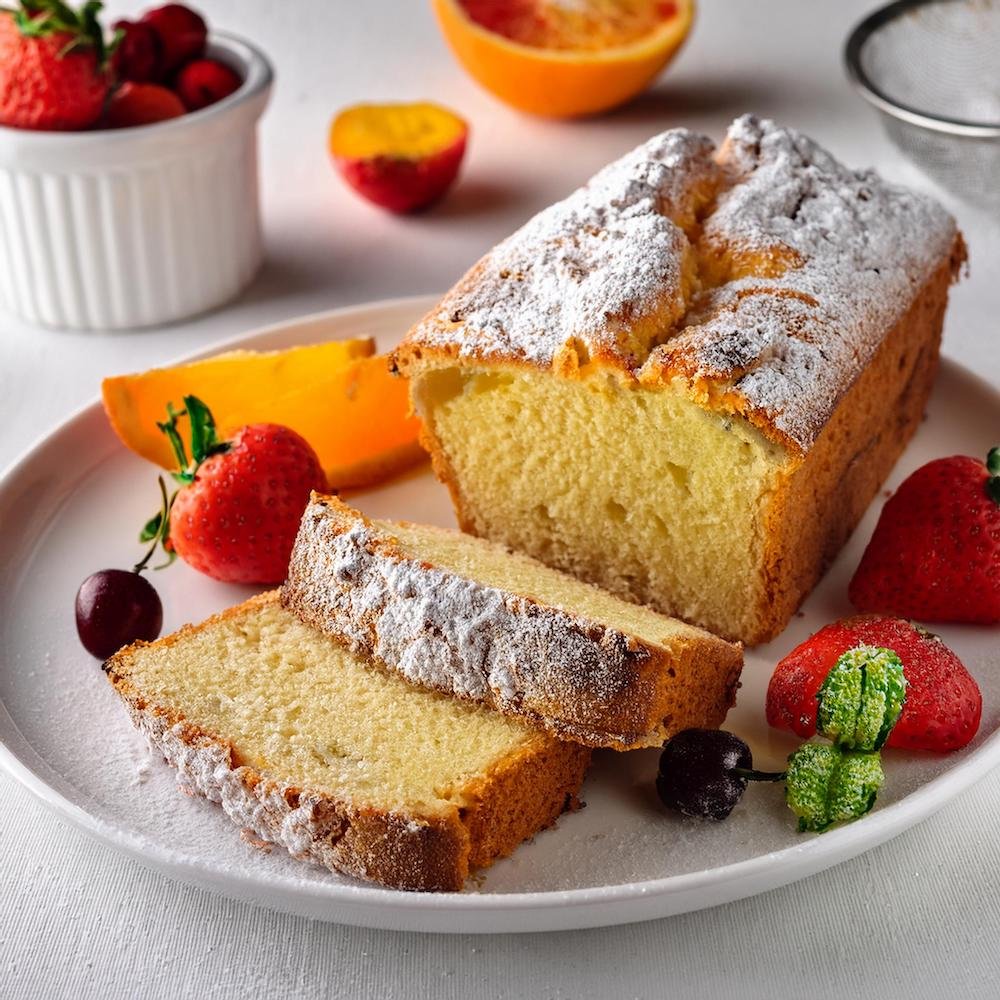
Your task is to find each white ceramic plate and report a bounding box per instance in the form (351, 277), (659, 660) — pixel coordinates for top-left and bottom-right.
(1, 295), (998, 934)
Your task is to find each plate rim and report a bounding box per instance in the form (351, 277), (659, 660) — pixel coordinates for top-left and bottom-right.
(2, 294), (999, 929)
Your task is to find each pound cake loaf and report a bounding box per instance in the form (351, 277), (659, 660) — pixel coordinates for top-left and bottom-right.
(282, 495), (743, 750)
(105, 592), (590, 892)
(393, 115), (966, 645)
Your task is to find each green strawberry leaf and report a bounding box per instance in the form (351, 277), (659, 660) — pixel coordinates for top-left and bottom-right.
(143, 399), (231, 573)
(157, 402), (190, 471)
(785, 743), (841, 833)
(139, 511), (162, 543)
(183, 394), (230, 465)
(987, 447), (1000, 506)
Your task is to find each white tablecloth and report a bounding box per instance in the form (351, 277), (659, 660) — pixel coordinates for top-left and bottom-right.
(3, 1), (999, 996)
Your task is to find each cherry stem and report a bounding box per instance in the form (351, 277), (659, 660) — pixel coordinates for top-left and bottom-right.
(733, 768), (786, 783)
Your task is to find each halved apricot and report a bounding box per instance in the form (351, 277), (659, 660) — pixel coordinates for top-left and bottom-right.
(330, 102), (469, 213)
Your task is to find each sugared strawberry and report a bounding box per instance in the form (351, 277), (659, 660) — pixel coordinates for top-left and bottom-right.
(0, 1), (113, 131)
(849, 448), (1000, 624)
(138, 396), (325, 585)
(174, 57), (240, 111)
(766, 616), (982, 753)
(139, 3), (205, 74)
(103, 81), (184, 128)
(111, 19), (162, 83)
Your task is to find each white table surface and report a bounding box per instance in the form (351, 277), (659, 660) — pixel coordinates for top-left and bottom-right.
(3, 1), (1000, 997)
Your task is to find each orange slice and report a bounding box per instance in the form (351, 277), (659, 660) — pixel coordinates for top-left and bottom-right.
(102, 339), (427, 490)
(433, 0), (694, 118)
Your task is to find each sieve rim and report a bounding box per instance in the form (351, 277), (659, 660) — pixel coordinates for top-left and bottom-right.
(844, 0), (1000, 139)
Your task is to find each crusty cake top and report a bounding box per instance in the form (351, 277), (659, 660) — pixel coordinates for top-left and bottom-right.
(398, 115), (962, 453)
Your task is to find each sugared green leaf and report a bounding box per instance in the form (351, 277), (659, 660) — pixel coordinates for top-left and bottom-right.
(817, 646), (906, 751)
(785, 743), (885, 833)
(826, 752), (884, 827)
(786, 743), (841, 833)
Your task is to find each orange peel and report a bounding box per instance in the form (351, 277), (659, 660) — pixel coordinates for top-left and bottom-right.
(102, 339), (426, 490)
(433, 0), (695, 118)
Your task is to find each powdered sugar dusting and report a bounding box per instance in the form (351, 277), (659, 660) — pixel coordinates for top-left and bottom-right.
(282, 502), (675, 748)
(651, 114), (959, 448)
(404, 115), (959, 450)
(408, 130), (719, 369)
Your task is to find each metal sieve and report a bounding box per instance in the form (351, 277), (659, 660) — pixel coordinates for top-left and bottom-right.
(845, 0), (1000, 206)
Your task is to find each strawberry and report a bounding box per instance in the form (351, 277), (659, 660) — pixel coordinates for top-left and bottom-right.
(139, 4), (205, 74)
(766, 616), (982, 753)
(849, 448), (1000, 624)
(174, 57), (241, 112)
(138, 396), (326, 585)
(102, 81), (184, 128)
(0, 1), (114, 131)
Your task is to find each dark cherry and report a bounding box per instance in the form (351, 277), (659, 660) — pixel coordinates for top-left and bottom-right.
(656, 728), (754, 821)
(111, 20), (164, 83)
(139, 4), (207, 74)
(75, 569), (163, 660)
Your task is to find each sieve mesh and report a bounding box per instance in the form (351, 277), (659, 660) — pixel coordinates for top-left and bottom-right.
(846, 0), (1000, 205)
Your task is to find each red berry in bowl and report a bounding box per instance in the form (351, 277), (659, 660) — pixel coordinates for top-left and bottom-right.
(140, 3), (207, 74)
(175, 58), (241, 111)
(76, 569), (163, 660)
(103, 82), (185, 128)
(111, 19), (163, 83)
(0, 3), (111, 131)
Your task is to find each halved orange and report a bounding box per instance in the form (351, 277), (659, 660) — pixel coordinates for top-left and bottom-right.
(433, 0), (695, 118)
(102, 339), (427, 490)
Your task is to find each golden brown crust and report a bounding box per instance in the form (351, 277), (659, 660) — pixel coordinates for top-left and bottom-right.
(104, 593), (590, 892)
(744, 240), (965, 644)
(282, 497), (743, 749)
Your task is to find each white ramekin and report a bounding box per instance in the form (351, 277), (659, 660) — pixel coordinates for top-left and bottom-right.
(0, 32), (273, 330)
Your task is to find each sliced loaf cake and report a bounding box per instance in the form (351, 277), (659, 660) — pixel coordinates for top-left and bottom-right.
(282, 495), (743, 750)
(105, 592), (590, 892)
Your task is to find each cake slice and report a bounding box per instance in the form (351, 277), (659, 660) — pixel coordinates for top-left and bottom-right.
(392, 115), (966, 645)
(281, 495), (743, 750)
(104, 592), (590, 892)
